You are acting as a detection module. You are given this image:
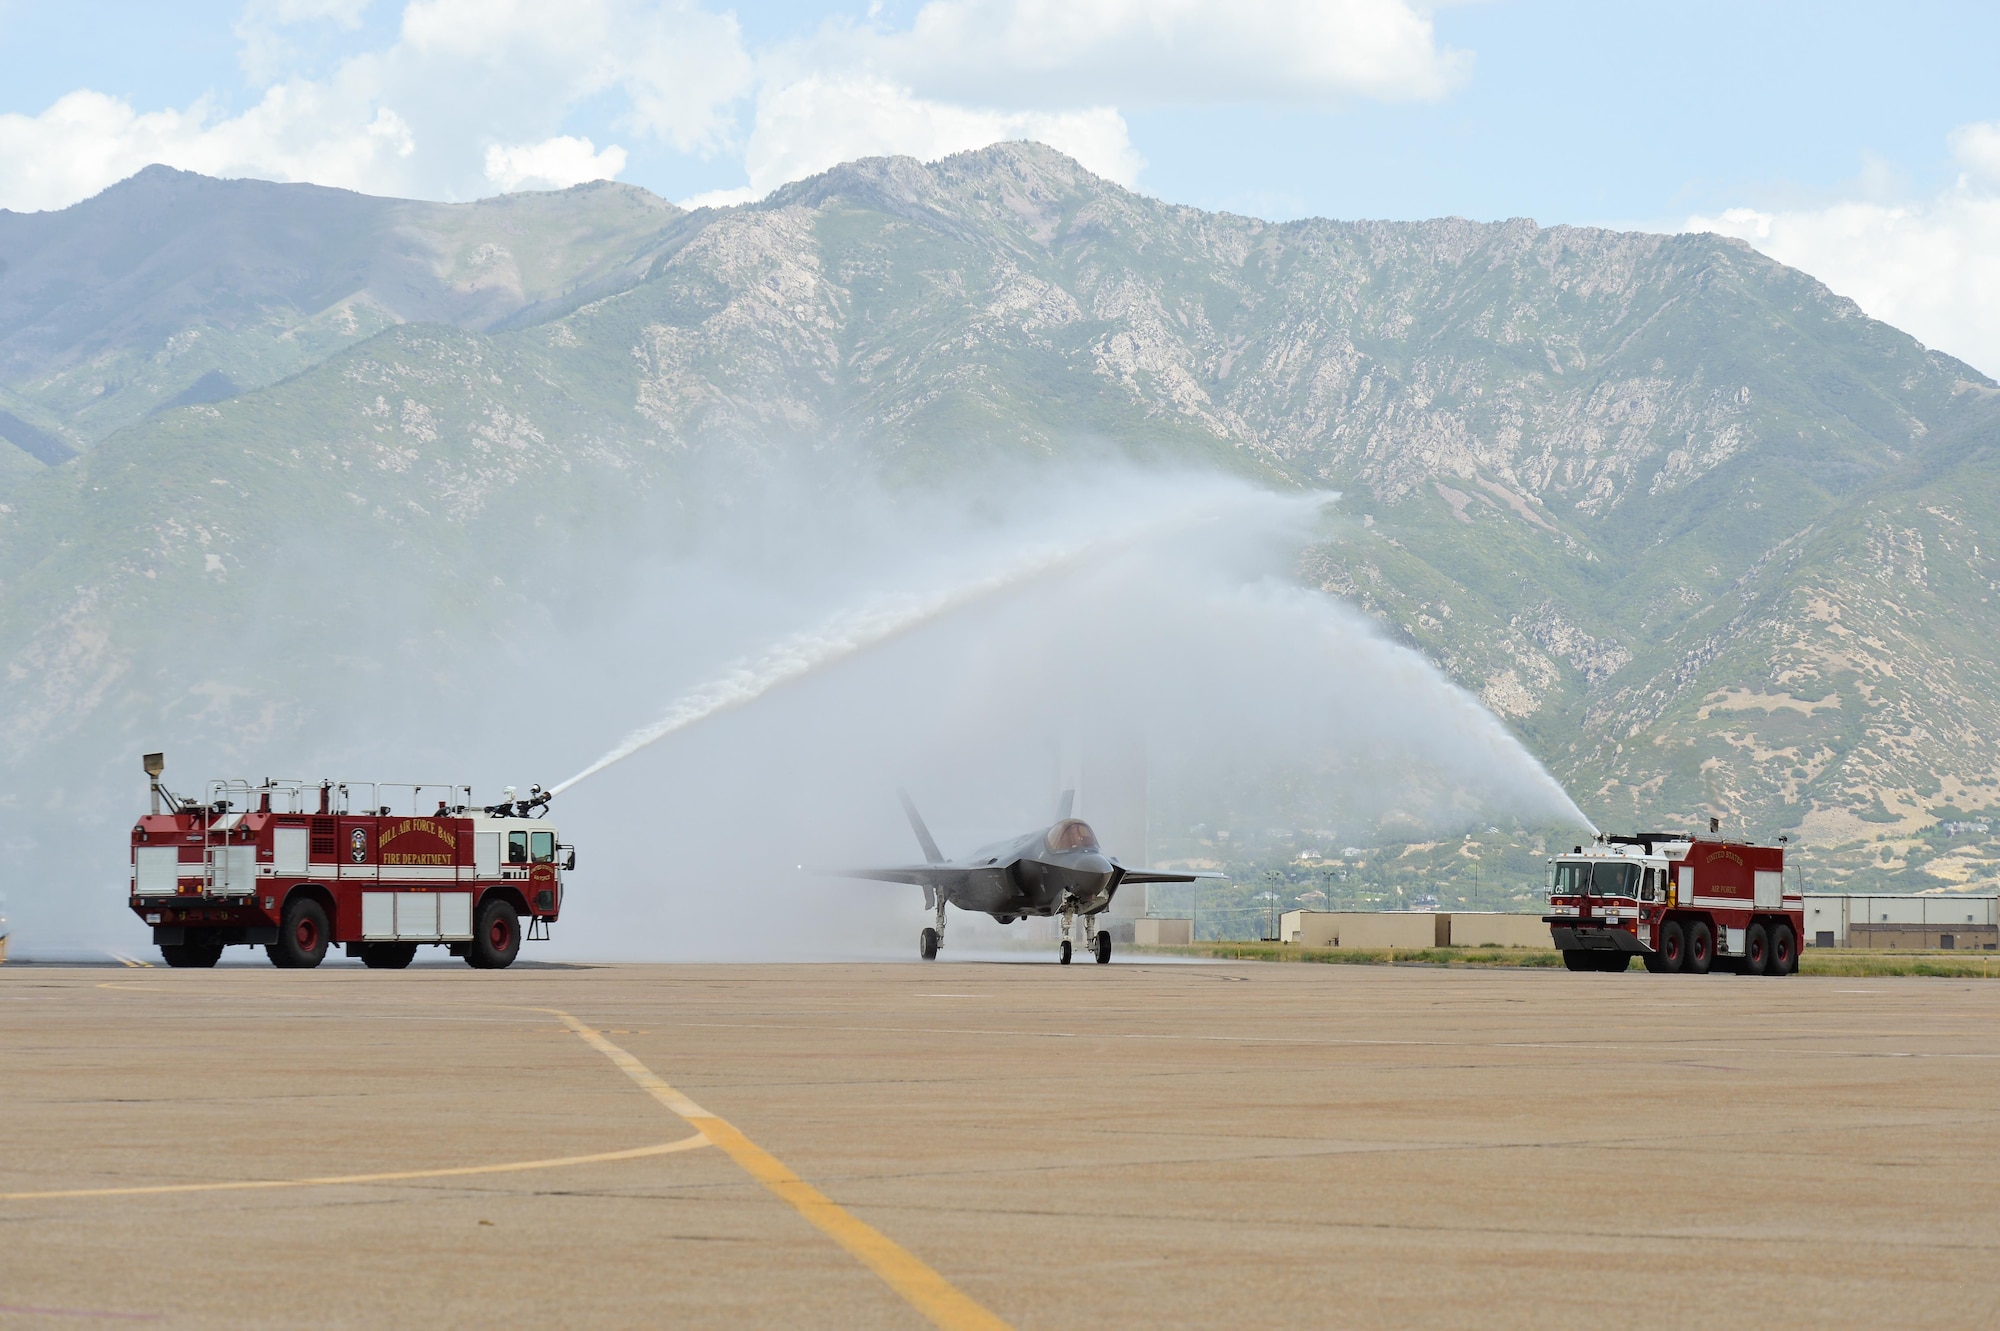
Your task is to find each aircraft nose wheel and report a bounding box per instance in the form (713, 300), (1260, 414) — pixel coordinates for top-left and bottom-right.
(919, 927), (939, 960)
(1058, 939), (1072, 965)
(1094, 930), (1111, 964)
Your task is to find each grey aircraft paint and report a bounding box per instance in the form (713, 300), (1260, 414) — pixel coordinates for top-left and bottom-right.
(837, 789), (1213, 964)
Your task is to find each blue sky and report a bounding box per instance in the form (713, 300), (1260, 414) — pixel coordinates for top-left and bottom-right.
(2, 1), (1996, 372)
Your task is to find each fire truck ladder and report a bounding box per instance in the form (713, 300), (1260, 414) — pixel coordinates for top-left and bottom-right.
(199, 779), (266, 899)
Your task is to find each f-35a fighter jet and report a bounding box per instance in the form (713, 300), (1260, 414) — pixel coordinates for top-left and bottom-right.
(841, 790), (1214, 964)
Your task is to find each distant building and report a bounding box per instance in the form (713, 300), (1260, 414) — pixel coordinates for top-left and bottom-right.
(1276, 911), (1548, 949)
(1804, 895), (1998, 950)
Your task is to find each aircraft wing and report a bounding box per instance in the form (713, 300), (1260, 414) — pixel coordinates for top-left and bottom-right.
(1113, 866), (1226, 885)
(835, 866), (976, 890)
(831, 864), (977, 913)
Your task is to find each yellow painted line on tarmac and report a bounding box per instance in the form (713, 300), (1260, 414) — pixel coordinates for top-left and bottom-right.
(0, 1136), (709, 1202)
(541, 1007), (1011, 1331)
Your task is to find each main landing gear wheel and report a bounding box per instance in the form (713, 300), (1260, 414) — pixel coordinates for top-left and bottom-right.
(361, 942), (418, 969)
(1059, 939), (1073, 965)
(466, 899), (521, 970)
(919, 927), (939, 961)
(267, 898), (329, 969)
(1094, 930), (1111, 965)
(160, 941), (223, 968)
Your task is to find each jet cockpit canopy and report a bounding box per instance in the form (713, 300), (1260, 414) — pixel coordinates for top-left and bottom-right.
(1045, 819), (1100, 853)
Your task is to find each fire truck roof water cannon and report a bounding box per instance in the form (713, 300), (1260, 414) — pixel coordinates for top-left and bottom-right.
(130, 753), (572, 969)
(1544, 816), (1805, 975)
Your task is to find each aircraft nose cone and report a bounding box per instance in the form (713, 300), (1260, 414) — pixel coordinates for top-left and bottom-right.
(1074, 853), (1112, 877)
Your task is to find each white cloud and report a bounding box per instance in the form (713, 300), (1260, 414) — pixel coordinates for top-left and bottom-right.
(397, 0), (751, 153)
(0, 0), (1466, 213)
(738, 75), (1142, 198)
(867, 0), (1470, 106)
(0, 87), (415, 213)
(484, 136), (628, 191)
(678, 185), (764, 210)
(689, 0), (1455, 204)
(0, 0), (751, 211)
(1949, 121), (2000, 185)
(1691, 123), (2000, 381)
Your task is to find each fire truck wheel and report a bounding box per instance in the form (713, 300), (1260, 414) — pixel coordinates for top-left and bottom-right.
(160, 941), (224, 968)
(1770, 923), (1797, 975)
(267, 898), (330, 969)
(467, 899), (521, 969)
(361, 942), (418, 969)
(1562, 950), (1593, 971)
(1741, 923), (1770, 977)
(1685, 920), (1715, 975)
(1653, 920), (1686, 974)
(1597, 952), (1631, 972)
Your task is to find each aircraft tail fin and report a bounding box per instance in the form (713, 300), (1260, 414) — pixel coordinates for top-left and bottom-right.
(897, 789), (945, 864)
(1056, 788), (1075, 821)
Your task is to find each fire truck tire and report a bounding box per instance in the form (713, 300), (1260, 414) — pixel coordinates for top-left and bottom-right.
(267, 898), (330, 969)
(1741, 923), (1770, 977)
(1562, 950), (1593, 971)
(1645, 921), (1686, 974)
(1770, 923), (1797, 975)
(1596, 952), (1631, 972)
(1685, 920), (1715, 975)
(160, 941), (223, 968)
(467, 899), (521, 969)
(361, 942), (418, 969)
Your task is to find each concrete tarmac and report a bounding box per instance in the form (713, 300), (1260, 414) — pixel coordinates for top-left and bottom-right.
(3, 959), (1996, 1328)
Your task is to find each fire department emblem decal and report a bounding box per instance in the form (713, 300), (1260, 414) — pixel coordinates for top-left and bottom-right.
(350, 828), (368, 863)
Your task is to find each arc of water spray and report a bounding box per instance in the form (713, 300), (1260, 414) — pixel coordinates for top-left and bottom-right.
(552, 494), (1298, 795)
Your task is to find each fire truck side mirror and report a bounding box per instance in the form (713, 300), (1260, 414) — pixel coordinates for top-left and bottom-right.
(563, 849), (577, 871)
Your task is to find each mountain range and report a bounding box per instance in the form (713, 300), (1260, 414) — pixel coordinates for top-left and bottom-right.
(4, 142), (1998, 903)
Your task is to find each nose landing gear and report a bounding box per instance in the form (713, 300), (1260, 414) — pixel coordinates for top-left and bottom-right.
(1056, 908), (1112, 965)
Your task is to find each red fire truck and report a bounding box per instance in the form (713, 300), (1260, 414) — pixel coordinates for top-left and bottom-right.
(129, 754), (570, 970)
(1543, 830), (1804, 975)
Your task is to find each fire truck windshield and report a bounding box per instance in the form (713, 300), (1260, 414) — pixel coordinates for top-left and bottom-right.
(1552, 861), (1641, 898)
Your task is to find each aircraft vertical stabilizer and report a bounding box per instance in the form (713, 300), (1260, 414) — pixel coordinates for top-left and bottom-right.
(897, 788), (945, 864)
